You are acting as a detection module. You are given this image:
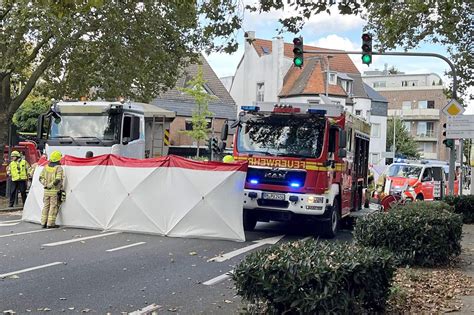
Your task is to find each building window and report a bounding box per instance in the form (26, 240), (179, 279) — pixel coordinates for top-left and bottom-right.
(371, 153), (381, 164)
(371, 123), (381, 138)
(308, 99), (320, 105)
(402, 81), (408, 87)
(417, 121), (434, 137)
(185, 119), (212, 131)
(329, 73), (337, 85)
(403, 121), (411, 132)
(418, 100), (428, 109)
(373, 81), (386, 88)
(419, 143), (434, 153)
(402, 101), (412, 110)
(355, 110), (361, 116)
(427, 100), (435, 109)
(256, 82), (264, 102)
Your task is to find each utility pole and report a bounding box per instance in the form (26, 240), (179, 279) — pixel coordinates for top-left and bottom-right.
(302, 48), (459, 195)
(392, 117), (396, 160)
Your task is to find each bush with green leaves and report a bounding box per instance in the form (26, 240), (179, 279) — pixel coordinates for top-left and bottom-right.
(444, 195), (474, 224)
(355, 201), (462, 267)
(13, 97), (50, 133)
(233, 240), (395, 314)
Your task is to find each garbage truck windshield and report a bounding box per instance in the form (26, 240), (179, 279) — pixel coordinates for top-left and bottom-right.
(49, 114), (121, 141)
(237, 114), (326, 158)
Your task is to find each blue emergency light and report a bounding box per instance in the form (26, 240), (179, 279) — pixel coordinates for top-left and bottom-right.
(290, 182), (301, 188)
(241, 106), (260, 112)
(249, 179), (259, 184)
(307, 109), (326, 116)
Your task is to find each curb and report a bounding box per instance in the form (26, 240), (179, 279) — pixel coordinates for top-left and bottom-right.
(0, 207), (23, 212)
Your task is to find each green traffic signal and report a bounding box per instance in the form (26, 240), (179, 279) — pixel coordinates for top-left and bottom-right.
(362, 54), (372, 64)
(294, 57), (303, 67)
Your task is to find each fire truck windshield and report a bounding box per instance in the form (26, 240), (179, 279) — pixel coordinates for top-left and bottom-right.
(237, 114), (325, 158)
(49, 114), (121, 141)
(387, 164), (423, 179)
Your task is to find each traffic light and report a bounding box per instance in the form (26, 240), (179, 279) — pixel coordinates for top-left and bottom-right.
(442, 123), (454, 149)
(293, 37), (304, 68)
(211, 137), (220, 154)
(361, 33), (372, 66)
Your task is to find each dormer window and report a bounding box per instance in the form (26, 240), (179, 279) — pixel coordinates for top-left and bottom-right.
(329, 72), (337, 85)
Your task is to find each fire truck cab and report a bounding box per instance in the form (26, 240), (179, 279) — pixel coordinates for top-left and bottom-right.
(233, 103), (370, 238)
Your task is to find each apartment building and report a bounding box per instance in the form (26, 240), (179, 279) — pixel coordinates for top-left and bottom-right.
(362, 69), (450, 161)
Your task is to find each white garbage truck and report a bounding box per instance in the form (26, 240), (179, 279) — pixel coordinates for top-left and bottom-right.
(37, 100), (175, 158)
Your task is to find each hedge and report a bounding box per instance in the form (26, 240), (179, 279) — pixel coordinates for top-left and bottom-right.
(233, 240), (395, 314)
(355, 201), (462, 267)
(444, 195), (474, 224)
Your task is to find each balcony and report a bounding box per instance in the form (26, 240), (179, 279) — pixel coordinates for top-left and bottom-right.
(388, 108), (440, 120)
(415, 131), (438, 142)
(421, 152), (438, 159)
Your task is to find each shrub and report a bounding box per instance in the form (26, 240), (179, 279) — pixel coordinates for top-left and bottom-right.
(355, 201), (462, 267)
(232, 240), (395, 314)
(444, 195), (474, 224)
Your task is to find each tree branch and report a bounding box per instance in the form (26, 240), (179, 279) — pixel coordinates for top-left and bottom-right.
(23, 33), (54, 67)
(0, 4), (13, 21)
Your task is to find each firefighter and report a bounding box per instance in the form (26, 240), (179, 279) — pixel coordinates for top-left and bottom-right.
(29, 154), (47, 179)
(222, 155), (235, 163)
(39, 151), (64, 228)
(365, 172), (375, 208)
(6, 151), (30, 207)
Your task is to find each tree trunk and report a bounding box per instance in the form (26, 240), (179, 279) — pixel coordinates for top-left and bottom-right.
(0, 73), (12, 149)
(196, 140), (200, 158)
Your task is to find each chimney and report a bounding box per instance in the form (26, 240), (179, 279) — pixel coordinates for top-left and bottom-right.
(272, 36), (285, 99)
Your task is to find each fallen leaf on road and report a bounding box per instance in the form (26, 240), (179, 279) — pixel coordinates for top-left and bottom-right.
(224, 300), (233, 304)
(59, 298), (67, 300)
(43, 308), (51, 312)
(168, 308), (178, 312)
(81, 309), (91, 313)
(8, 275), (19, 279)
(189, 251), (197, 256)
(68, 307), (75, 311)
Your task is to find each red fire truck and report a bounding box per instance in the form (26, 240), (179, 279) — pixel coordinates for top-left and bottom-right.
(232, 103), (371, 237)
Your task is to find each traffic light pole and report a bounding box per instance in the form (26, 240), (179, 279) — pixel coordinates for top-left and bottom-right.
(303, 49), (459, 195)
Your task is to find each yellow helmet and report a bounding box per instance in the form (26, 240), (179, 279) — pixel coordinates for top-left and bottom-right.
(222, 155), (235, 163)
(11, 151), (21, 158)
(50, 151), (62, 163)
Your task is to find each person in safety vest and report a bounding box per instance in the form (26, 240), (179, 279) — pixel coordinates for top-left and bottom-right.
(222, 155), (235, 163)
(39, 151), (64, 228)
(365, 172), (375, 208)
(6, 151), (30, 207)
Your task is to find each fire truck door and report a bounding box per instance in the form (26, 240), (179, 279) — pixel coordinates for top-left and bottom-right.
(421, 167), (434, 200)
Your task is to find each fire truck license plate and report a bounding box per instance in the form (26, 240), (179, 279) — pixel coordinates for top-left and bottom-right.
(262, 192), (285, 201)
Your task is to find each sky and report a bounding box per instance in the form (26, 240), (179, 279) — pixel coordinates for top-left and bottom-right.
(206, 5), (473, 112)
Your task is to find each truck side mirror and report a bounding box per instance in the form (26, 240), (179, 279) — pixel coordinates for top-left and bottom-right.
(37, 114), (45, 139)
(219, 141), (226, 152)
(221, 123), (229, 141)
(339, 131), (347, 148)
(338, 148), (347, 158)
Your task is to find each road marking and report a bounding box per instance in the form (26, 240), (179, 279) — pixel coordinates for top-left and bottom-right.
(0, 262), (64, 279)
(0, 219), (21, 224)
(0, 222), (20, 227)
(129, 303), (162, 315)
(208, 235), (285, 263)
(106, 242), (146, 252)
(42, 231), (121, 247)
(203, 270), (234, 286)
(0, 229), (54, 238)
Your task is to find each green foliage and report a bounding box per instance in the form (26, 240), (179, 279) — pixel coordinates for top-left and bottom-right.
(13, 97), (50, 132)
(233, 240), (395, 314)
(386, 118), (420, 159)
(444, 195), (474, 224)
(246, 1), (472, 99)
(179, 66), (215, 157)
(355, 202), (463, 267)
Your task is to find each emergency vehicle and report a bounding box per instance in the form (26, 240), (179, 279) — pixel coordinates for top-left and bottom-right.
(231, 103), (371, 238)
(376, 160), (459, 203)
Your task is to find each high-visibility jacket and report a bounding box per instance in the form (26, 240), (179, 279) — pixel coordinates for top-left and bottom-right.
(7, 159), (30, 182)
(39, 164), (64, 197)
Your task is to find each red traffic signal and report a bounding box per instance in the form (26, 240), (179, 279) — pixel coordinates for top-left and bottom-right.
(362, 33), (372, 42)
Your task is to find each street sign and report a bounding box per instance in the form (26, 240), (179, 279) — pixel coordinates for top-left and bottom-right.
(446, 115), (474, 138)
(442, 99), (464, 116)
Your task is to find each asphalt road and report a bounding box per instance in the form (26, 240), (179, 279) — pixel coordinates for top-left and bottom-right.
(0, 212), (353, 314)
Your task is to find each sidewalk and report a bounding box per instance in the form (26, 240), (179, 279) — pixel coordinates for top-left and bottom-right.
(456, 224), (474, 314)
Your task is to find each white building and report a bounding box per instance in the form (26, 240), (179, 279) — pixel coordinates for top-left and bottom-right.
(225, 31), (388, 166)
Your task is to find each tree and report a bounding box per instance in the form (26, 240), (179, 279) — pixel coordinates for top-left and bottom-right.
(179, 66), (214, 158)
(388, 66), (400, 75)
(386, 118), (420, 159)
(0, 0), (241, 148)
(12, 96), (50, 132)
(246, 1), (473, 99)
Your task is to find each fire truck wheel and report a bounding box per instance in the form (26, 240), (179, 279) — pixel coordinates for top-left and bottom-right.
(321, 199), (340, 239)
(243, 211), (257, 231)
